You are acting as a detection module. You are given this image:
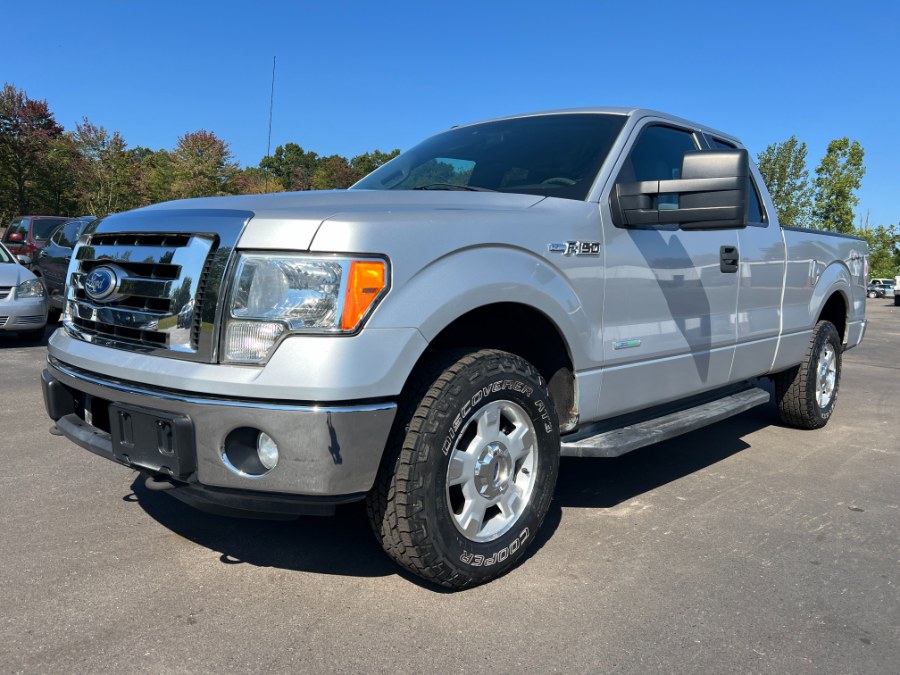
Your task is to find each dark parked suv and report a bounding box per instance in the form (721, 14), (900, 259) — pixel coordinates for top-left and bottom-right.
(2, 215), (70, 264)
(33, 216), (96, 322)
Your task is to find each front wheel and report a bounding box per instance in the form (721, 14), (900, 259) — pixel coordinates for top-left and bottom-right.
(366, 349), (559, 588)
(773, 320), (842, 429)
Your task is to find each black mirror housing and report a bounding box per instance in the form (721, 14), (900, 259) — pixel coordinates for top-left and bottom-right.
(611, 149), (749, 230)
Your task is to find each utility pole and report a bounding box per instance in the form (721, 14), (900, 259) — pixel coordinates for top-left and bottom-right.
(264, 56), (276, 193)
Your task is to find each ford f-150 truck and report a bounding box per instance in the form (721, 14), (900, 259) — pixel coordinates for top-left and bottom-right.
(42, 108), (868, 588)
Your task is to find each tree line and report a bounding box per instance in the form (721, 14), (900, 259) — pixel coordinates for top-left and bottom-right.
(1, 82), (896, 277)
(0, 82), (399, 225)
(756, 135), (898, 277)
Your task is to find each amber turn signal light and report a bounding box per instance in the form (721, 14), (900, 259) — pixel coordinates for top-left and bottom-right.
(341, 260), (387, 330)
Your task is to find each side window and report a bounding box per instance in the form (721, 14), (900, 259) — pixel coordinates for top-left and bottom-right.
(54, 221), (80, 248)
(616, 125), (699, 221)
(746, 177), (765, 225)
(709, 136), (767, 227)
(3, 218), (25, 241)
(618, 125), (699, 183)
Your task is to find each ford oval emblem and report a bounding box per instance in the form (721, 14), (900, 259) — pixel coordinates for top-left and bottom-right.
(84, 266), (119, 302)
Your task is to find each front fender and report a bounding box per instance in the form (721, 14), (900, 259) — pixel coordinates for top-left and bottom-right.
(367, 245), (593, 368)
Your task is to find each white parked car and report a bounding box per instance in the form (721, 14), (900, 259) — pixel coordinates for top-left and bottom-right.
(0, 241), (48, 340)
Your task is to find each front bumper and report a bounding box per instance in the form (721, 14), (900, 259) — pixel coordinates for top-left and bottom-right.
(43, 358), (397, 515)
(0, 296), (47, 332)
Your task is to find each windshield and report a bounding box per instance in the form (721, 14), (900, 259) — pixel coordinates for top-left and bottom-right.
(353, 113), (626, 201)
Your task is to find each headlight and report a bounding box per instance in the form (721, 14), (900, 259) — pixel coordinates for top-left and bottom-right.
(16, 278), (45, 299)
(223, 253), (388, 363)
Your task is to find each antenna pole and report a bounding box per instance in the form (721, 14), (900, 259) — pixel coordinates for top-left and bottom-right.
(265, 56), (276, 192)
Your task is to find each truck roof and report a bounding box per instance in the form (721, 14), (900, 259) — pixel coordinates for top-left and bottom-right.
(449, 107), (743, 147)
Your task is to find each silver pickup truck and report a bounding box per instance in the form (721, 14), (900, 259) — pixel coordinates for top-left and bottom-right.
(42, 108), (868, 587)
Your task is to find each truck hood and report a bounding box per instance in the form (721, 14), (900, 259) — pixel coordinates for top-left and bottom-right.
(140, 189), (546, 251)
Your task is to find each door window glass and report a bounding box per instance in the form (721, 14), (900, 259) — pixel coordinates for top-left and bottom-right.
(616, 125), (699, 218)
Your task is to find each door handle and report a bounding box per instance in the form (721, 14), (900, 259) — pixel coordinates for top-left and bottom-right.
(720, 246), (739, 273)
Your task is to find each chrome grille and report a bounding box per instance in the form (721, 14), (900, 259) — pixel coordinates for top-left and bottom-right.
(0, 316), (7, 327)
(68, 233), (217, 355)
(62, 208), (252, 362)
(0, 287), (10, 301)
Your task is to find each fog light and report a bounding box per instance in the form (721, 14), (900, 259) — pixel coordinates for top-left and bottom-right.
(257, 432), (279, 470)
(222, 427), (278, 477)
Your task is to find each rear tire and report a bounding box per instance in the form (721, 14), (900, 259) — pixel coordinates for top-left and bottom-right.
(774, 321), (841, 429)
(366, 349), (559, 588)
(894, 295), (900, 306)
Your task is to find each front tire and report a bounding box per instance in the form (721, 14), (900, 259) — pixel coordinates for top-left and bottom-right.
(367, 349), (559, 588)
(774, 320), (842, 429)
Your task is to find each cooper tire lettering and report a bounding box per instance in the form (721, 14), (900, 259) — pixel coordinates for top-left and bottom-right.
(367, 350), (559, 588)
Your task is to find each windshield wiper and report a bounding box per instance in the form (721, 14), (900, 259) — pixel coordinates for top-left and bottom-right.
(412, 183), (497, 192)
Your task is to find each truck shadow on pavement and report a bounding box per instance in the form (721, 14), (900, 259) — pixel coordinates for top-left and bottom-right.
(554, 397), (776, 509)
(128, 394), (777, 588)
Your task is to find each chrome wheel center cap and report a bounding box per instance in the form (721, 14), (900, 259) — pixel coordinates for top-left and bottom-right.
(474, 442), (512, 499)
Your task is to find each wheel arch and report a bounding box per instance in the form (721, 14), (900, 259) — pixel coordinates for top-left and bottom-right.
(818, 290), (848, 344)
(413, 302), (578, 433)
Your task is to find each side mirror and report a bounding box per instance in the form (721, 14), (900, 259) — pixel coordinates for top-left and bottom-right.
(8, 232), (24, 242)
(611, 149), (749, 229)
(16, 255), (32, 266)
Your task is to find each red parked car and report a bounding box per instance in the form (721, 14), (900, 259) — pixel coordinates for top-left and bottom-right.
(1, 215), (70, 264)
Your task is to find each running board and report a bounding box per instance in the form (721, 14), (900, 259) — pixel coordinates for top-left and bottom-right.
(560, 386), (770, 458)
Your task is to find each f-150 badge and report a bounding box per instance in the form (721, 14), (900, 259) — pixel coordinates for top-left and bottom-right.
(548, 241), (600, 256)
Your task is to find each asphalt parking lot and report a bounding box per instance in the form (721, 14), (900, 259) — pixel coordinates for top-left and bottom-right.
(2, 300), (898, 674)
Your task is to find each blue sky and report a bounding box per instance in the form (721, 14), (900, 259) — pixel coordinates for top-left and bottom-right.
(5, 0), (898, 227)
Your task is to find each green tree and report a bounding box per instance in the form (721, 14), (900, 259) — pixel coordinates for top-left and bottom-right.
(74, 118), (141, 216)
(813, 138), (865, 234)
(756, 136), (813, 228)
(350, 148), (400, 177)
(233, 166), (270, 195)
(39, 135), (82, 216)
(132, 147), (176, 205)
(172, 130), (237, 199)
(311, 155), (361, 190)
(260, 143), (320, 191)
(0, 82), (63, 220)
(856, 224), (900, 279)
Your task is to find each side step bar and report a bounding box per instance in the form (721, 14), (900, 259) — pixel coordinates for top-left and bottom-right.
(560, 386), (770, 458)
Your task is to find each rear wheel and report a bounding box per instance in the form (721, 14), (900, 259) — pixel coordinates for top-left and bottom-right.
(367, 349), (559, 588)
(774, 320), (842, 429)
